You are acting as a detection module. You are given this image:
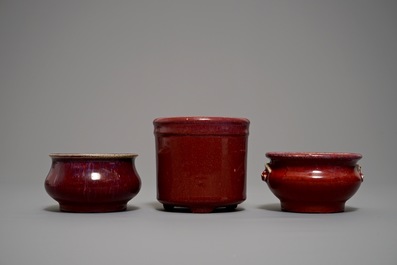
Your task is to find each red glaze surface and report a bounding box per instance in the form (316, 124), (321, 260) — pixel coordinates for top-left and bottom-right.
(154, 117), (250, 213)
(262, 152), (363, 213)
(45, 153), (141, 213)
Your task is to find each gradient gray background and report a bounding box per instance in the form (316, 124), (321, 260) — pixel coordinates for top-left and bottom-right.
(1, 1), (396, 264)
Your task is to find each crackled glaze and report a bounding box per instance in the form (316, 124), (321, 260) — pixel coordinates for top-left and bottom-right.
(45, 153), (141, 212)
(154, 117), (250, 213)
(262, 152), (363, 213)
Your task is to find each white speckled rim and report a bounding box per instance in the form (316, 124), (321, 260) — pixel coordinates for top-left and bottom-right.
(49, 153), (138, 159)
(266, 152), (362, 159)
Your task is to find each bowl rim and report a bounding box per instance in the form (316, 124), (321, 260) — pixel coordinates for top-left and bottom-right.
(266, 152), (362, 159)
(153, 116), (250, 124)
(49, 153), (138, 159)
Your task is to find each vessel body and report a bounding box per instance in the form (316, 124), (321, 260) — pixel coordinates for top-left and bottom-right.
(262, 152), (363, 213)
(154, 117), (250, 213)
(45, 153), (141, 212)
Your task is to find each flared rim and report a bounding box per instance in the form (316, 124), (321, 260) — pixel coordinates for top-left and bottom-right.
(266, 152), (362, 160)
(153, 116), (250, 124)
(49, 153), (138, 159)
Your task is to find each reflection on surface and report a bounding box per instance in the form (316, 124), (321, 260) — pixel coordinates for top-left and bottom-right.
(90, 172), (101, 180)
(311, 170), (323, 179)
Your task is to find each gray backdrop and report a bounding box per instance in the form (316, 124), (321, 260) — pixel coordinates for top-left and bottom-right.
(1, 1), (396, 264)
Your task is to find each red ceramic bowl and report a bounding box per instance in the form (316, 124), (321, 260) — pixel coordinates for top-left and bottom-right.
(261, 152), (363, 213)
(154, 117), (250, 213)
(45, 153), (141, 213)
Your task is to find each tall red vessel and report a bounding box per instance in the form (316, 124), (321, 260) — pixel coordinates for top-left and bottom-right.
(154, 117), (250, 213)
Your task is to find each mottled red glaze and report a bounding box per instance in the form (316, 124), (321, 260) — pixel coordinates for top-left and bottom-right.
(262, 152), (363, 213)
(154, 117), (250, 213)
(45, 154), (141, 213)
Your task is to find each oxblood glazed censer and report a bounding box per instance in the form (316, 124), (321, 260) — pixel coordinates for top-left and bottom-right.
(45, 153), (141, 213)
(261, 152), (363, 213)
(154, 117), (250, 213)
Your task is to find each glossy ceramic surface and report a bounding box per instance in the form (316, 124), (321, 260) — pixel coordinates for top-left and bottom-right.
(45, 153), (141, 213)
(154, 117), (250, 213)
(262, 152), (363, 213)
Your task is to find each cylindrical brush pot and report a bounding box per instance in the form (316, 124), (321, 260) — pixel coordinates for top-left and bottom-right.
(154, 117), (250, 213)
